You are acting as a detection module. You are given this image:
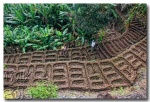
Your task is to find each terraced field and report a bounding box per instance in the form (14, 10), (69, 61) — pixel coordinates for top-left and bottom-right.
(4, 19), (147, 92)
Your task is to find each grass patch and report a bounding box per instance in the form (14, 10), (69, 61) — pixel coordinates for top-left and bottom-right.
(109, 87), (130, 96)
(27, 81), (58, 99)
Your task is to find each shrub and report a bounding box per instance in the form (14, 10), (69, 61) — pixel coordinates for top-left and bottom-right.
(27, 81), (58, 99)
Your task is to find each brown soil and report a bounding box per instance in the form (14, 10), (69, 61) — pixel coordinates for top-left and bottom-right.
(4, 19), (147, 99)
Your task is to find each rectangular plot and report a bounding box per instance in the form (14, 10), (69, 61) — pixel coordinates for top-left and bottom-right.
(4, 55), (9, 63)
(103, 43), (116, 57)
(18, 53), (31, 63)
(31, 52), (45, 63)
(70, 78), (88, 89)
(85, 62), (110, 90)
(123, 52), (146, 69)
(14, 54), (20, 63)
(33, 64), (48, 79)
(45, 54), (57, 62)
(7, 55), (15, 63)
(81, 48), (88, 56)
(52, 63), (69, 89)
(100, 61), (130, 87)
(132, 45), (147, 62)
(31, 64), (49, 87)
(13, 65), (33, 87)
(4, 65), (17, 87)
(68, 62), (88, 90)
(113, 57), (137, 83)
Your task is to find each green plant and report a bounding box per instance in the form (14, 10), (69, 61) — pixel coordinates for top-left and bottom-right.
(98, 29), (105, 43)
(74, 4), (119, 42)
(27, 81), (58, 99)
(4, 4), (72, 29)
(75, 29), (86, 46)
(4, 25), (72, 52)
(125, 4), (147, 28)
(109, 87), (128, 96)
(4, 64), (7, 69)
(4, 4), (134, 53)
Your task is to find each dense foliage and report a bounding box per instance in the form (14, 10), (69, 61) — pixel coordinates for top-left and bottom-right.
(4, 25), (73, 52)
(4, 4), (74, 53)
(75, 4), (118, 35)
(4, 4), (72, 29)
(119, 4), (147, 27)
(4, 4), (120, 53)
(4, 4), (146, 53)
(72, 4), (120, 45)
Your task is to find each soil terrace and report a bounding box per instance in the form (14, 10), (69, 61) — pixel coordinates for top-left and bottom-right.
(4, 19), (147, 91)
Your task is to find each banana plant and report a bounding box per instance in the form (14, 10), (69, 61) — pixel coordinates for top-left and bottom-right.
(4, 25), (20, 46)
(75, 29), (86, 46)
(13, 26), (31, 53)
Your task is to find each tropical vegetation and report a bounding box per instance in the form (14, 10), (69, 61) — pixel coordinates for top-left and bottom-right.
(4, 3), (147, 53)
